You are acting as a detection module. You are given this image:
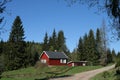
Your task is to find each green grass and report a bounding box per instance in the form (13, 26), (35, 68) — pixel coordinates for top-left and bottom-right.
(64, 66), (102, 75)
(1, 65), (103, 80)
(90, 69), (116, 80)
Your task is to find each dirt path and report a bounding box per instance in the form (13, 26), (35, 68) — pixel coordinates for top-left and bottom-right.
(50, 65), (115, 80)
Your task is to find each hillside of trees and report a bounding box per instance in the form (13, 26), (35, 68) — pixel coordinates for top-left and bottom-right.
(0, 16), (119, 75)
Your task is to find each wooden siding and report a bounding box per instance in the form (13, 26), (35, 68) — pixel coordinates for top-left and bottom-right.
(49, 59), (67, 65)
(40, 52), (49, 64)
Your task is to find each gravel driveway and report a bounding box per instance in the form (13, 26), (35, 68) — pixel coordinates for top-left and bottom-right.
(50, 65), (115, 80)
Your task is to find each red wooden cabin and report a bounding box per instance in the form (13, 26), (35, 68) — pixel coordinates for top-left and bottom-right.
(40, 51), (68, 66)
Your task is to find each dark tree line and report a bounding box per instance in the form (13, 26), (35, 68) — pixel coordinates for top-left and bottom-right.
(42, 29), (69, 55)
(71, 28), (117, 66)
(0, 16), (41, 72)
(0, 16), (70, 73)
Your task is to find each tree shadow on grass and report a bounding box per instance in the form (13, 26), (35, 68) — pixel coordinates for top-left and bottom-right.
(34, 75), (72, 80)
(52, 74), (72, 78)
(34, 78), (49, 80)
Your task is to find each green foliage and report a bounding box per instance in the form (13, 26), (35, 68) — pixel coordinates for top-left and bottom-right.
(50, 29), (57, 50)
(112, 49), (117, 62)
(102, 71), (110, 79)
(77, 37), (84, 61)
(90, 69), (116, 80)
(42, 32), (49, 51)
(2, 16), (42, 71)
(4, 16), (27, 70)
(9, 16), (25, 42)
(1, 65), (102, 80)
(57, 30), (66, 51)
(76, 29), (101, 65)
(96, 28), (102, 60)
(0, 55), (4, 76)
(42, 29), (69, 56)
(107, 49), (113, 63)
(87, 29), (98, 65)
(74, 26), (113, 66)
(115, 58), (120, 68)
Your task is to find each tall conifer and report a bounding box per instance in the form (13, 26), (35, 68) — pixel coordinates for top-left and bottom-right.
(7, 16), (26, 70)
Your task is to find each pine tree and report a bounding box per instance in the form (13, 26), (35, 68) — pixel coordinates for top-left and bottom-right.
(112, 49), (116, 62)
(52, 29), (57, 50)
(77, 37), (84, 61)
(0, 40), (3, 55)
(71, 49), (78, 61)
(57, 30), (66, 52)
(106, 48), (113, 63)
(96, 28), (102, 60)
(83, 33), (88, 61)
(7, 16), (27, 70)
(87, 29), (98, 65)
(48, 37), (54, 51)
(0, 40), (4, 75)
(42, 32), (49, 51)
(9, 16), (25, 42)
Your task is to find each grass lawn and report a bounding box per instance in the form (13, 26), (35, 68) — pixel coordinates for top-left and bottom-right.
(1, 65), (103, 80)
(90, 68), (116, 80)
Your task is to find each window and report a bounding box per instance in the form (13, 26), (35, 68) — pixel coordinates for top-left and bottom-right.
(60, 59), (66, 63)
(41, 59), (46, 63)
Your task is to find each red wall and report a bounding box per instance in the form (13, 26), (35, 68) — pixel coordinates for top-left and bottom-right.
(49, 59), (67, 65)
(40, 52), (49, 64)
(40, 52), (67, 66)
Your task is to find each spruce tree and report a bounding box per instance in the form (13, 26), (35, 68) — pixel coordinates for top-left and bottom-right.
(57, 30), (66, 52)
(9, 16), (25, 42)
(48, 37), (54, 51)
(42, 32), (49, 51)
(0, 40), (4, 75)
(87, 29), (98, 65)
(83, 33), (88, 61)
(106, 48), (113, 63)
(77, 37), (84, 61)
(96, 28), (102, 60)
(52, 29), (57, 50)
(112, 49), (116, 62)
(7, 16), (27, 70)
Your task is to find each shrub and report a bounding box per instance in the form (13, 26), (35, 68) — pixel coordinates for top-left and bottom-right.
(102, 71), (110, 79)
(34, 61), (48, 69)
(115, 58), (120, 68)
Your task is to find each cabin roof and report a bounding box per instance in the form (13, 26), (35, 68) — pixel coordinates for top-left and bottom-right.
(43, 51), (68, 59)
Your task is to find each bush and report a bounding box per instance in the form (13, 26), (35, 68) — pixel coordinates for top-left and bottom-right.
(116, 67), (120, 75)
(0, 56), (4, 77)
(102, 71), (110, 79)
(115, 58), (120, 68)
(34, 61), (48, 69)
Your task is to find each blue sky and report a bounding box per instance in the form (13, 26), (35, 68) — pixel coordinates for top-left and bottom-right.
(1, 0), (120, 53)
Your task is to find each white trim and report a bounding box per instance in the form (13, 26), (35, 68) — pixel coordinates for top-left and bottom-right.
(60, 59), (67, 63)
(72, 63), (74, 67)
(41, 59), (46, 63)
(39, 51), (49, 59)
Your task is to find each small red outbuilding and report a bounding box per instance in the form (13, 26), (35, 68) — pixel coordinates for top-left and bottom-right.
(40, 51), (68, 66)
(67, 61), (88, 67)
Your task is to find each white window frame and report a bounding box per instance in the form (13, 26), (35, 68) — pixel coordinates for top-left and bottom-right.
(60, 59), (66, 63)
(41, 59), (46, 63)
